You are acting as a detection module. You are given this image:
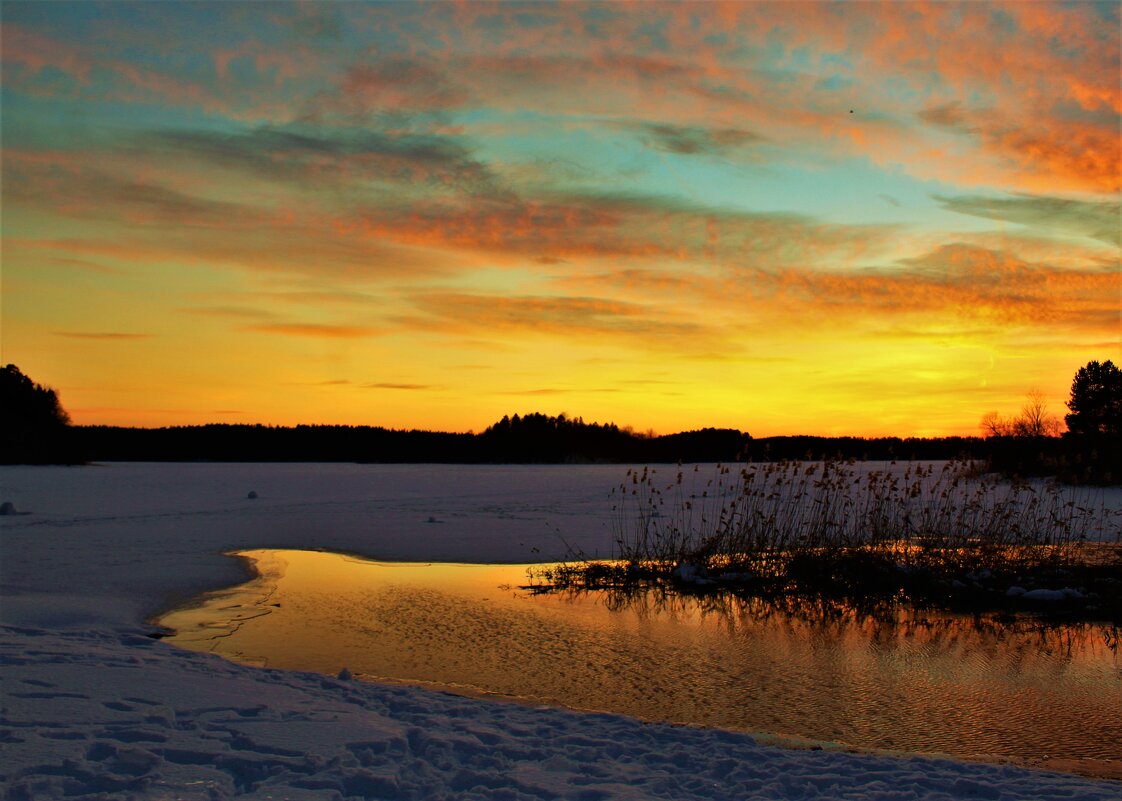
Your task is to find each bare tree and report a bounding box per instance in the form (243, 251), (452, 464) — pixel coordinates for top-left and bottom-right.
(979, 411), (1010, 437)
(981, 390), (1061, 438)
(1014, 389), (1061, 437)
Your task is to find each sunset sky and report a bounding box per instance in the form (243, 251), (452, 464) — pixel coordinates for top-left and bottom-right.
(2, 1), (1119, 436)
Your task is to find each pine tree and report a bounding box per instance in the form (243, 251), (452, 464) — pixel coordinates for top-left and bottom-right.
(1065, 360), (1121, 436)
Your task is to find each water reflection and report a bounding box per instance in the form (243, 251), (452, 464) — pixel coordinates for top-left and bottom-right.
(160, 549), (1122, 777)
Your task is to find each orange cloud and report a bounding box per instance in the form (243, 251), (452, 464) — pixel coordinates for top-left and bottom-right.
(362, 383), (438, 391)
(53, 332), (149, 340)
(401, 292), (723, 354)
(760, 244), (1119, 332)
(411, 2), (1121, 194)
(355, 194), (891, 273)
(244, 323), (382, 339)
(1, 153), (446, 281)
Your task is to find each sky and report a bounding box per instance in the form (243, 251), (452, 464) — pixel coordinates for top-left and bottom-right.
(2, 1), (1119, 437)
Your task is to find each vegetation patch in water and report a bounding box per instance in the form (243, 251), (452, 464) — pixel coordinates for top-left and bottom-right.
(529, 460), (1122, 622)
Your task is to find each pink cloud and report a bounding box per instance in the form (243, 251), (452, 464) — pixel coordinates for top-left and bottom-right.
(1, 22), (94, 83)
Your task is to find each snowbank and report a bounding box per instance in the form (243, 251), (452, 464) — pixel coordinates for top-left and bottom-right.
(2, 463), (1120, 799)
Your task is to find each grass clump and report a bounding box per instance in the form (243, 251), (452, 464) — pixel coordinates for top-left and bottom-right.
(530, 460), (1122, 621)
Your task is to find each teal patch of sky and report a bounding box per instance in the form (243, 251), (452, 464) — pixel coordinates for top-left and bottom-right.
(465, 4), (572, 48)
(18, 2), (236, 49)
(580, 3), (625, 32)
(817, 74), (856, 92)
(1084, 1), (1120, 26)
(461, 108), (984, 234)
(509, 10), (561, 29)
(462, 109), (661, 190)
(394, 14), (465, 54)
(821, 51), (856, 71)
(632, 17), (670, 52)
(804, 52), (858, 89)
(2, 1), (102, 30)
(0, 89), (250, 150)
(986, 6), (1020, 37)
(0, 92), (113, 149)
(702, 31), (729, 48)
(640, 154), (990, 233)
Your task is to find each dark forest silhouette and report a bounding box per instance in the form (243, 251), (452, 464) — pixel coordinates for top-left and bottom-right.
(980, 360), (1121, 484)
(1, 364), (72, 464)
(2, 362), (1118, 481)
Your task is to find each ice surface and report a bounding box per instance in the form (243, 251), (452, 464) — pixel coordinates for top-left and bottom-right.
(2, 462), (1121, 799)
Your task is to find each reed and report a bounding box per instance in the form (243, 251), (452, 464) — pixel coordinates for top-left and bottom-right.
(532, 460), (1122, 619)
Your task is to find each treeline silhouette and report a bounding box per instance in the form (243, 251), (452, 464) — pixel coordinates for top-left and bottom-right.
(65, 414), (754, 464)
(53, 414), (987, 464)
(740, 435), (986, 462)
(8, 361), (1115, 476)
(0, 361), (991, 464)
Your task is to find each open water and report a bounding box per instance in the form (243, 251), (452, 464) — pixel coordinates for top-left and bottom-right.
(161, 549), (1122, 777)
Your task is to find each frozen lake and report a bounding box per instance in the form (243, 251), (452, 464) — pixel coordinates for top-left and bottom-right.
(4, 461), (1122, 796)
(162, 548), (1122, 777)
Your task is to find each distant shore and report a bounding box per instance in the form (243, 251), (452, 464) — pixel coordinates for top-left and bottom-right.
(44, 420), (988, 464)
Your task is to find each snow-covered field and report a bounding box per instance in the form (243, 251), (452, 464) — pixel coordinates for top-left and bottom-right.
(2, 462), (1120, 800)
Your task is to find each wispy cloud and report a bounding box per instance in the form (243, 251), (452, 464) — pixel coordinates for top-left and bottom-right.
(933, 193), (1122, 248)
(139, 123), (498, 195)
(403, 292), (722, 353)
(497, 387), (621, 395)
(245, 323), (381, 338)
(631, 122), (764, 157)
(362, 382), (437, 391)
(181, 305), (278, 320)
(53, 332), (149, 340)
(761, 243), (1119, 331)
(2, 154), (441, 280)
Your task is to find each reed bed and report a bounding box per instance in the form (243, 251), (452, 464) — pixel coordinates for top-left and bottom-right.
(533, 460), (1122, 619)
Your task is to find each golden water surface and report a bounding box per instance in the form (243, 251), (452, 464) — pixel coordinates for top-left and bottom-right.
(160, 549), (1122, 778)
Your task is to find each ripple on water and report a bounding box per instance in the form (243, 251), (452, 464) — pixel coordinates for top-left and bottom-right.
(160, 549), (1122, 775)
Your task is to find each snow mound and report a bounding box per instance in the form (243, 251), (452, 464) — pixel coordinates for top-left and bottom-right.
(1021, 588), (1085, 602)
(1007, 586), (1086, 602)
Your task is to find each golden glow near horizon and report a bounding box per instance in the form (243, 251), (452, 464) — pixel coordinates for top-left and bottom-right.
(2, 2), (1119, 437)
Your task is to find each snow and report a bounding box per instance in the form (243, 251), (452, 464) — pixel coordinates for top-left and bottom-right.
(670, 561), (707, 583)
(2, 462), (1121, 800)
(1019, 587), (1085, 601)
